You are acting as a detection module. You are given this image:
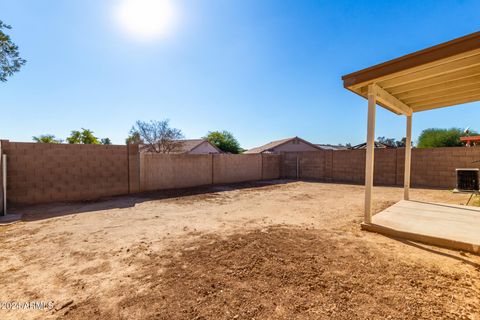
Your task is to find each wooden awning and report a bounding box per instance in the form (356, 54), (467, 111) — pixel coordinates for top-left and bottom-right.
(342, 32), (480, 114)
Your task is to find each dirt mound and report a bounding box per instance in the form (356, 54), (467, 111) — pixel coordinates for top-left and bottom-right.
(66, 227), (479, 319)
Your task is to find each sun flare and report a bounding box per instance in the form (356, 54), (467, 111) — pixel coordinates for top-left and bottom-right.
(114, 0), (177, 42)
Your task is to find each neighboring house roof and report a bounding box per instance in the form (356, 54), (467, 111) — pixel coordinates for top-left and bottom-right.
(349, 141), (394, 150)
(174, 139), (221, 153)
(244, 137), (322, 154)
(315, 144), (348, 151)
(140, 139), (221, 153)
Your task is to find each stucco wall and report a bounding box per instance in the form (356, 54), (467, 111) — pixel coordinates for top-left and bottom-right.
(188, 141), (220, 154)
(272, 140), (319, 153)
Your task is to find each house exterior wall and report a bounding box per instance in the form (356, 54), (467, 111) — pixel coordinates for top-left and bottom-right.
(188, 141), (220, 154)
(271, 140), (319, 153)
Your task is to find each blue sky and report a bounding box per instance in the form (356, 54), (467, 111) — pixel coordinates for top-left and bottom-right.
(1, 0), (479, 148)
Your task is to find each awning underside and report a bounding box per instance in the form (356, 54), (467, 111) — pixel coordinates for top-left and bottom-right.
(342, 32), (480, 114)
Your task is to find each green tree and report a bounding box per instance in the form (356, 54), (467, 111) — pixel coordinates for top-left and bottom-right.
(203, 130), (241, 154)
(32, 134), (62, 144)
(101, 138), (112, 145)
(66, 128), (101, 144)
(417, 128), (476, 148)
(0, 20), (26, 82)
(125, 132), (143, 144)
(66, 130), (82, 144)
(377, 136), (408, 147)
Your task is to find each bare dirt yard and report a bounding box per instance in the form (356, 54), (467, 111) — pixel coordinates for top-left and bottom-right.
(1, 180), (479, 319)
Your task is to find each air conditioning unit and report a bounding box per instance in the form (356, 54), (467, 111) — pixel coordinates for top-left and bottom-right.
(455, 168), (479, 192)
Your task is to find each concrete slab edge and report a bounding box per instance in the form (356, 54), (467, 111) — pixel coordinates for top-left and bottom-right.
(361, 222), (480, 255)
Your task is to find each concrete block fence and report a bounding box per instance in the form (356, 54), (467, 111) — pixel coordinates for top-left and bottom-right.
(282, 147), (480, 189)
(0, 140), (282, 208)
(1, 139), (479, 210)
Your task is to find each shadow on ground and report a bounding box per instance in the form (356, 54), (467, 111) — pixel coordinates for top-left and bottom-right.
(8, 180), (295, 222)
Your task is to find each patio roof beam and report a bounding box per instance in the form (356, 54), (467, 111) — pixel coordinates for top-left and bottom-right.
(412, 93), (480, 112)
(371, 84), (413, 116)
(398, 80), (480, 102)
(386, 65), (480, 96)
(343, 33), (480, 89)
(377, 53), (480, 89)
(344, 32), (480, 113)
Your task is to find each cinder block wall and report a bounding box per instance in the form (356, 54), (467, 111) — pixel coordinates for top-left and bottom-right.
(281, 153), (299, 179)
(140, 153), (281, 191)
(284, 147), (480, 189)
(1, 141), (282, 206)
(409, 147), (480, 188)
(332, 150), (365, 184)
(299, 151), (326, 180)
(262, 154), (281, 180)
(3, 142), (130, 205)
(374, 148), (397, 185)
(140, 154), (213, 191)
(4, 141), (479, 206)
(213, 154), (262, 184)
(128, 144), (140, 193)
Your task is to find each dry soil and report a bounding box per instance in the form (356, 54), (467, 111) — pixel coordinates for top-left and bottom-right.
(0, 181), (479, 319)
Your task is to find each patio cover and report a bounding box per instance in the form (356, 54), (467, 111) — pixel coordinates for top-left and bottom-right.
(342, 31), (480, 223)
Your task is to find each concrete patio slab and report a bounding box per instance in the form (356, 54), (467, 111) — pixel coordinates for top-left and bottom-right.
(362, 200), (480, 254)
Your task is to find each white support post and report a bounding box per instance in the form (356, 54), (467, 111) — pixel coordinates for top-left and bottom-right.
(364, 85), (376, 224)
(404, 115), (412, 200)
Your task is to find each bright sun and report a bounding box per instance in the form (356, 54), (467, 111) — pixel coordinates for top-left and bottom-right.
(114, 0), (177, 42)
